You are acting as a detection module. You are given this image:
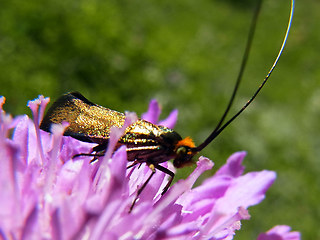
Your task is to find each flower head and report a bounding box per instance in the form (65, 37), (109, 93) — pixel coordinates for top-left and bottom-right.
(0, 95), (300, 239)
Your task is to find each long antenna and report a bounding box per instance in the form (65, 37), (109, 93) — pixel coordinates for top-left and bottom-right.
(194, 0), (294, 153)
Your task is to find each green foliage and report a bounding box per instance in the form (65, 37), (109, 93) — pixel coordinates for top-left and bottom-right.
(1, 0), (318, 238)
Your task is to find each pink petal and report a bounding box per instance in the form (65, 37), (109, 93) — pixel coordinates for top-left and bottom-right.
(159, 109), (178, 128)
(215, 151), (246, 177)
(141, 99), (161, 124)
(257, 225), (301, 240)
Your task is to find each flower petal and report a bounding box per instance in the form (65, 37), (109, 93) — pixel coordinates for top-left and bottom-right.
(215, 151), (246, 178)
(257, 225), (301, 240)
(141, 99), (161, 124)
(159, 109), (178, 129)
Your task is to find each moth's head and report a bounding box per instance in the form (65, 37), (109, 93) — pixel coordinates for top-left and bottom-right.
(173, 137), (197, 168)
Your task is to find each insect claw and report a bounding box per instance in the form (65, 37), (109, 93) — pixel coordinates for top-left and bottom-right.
(129, 197), (138, 213)
(161, 181), (171, 195)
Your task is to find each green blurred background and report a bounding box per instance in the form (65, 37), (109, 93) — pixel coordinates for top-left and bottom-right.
(0, 0), (318, 238)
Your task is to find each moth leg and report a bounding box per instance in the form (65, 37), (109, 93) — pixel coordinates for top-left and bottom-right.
(129, 163), (175, 212)
(72, 152), (104, 159)
(129, 163), (156, 213)
(72, 152), (106, 164)
(72, 143), (107, 161)
(127, 160), (140, 169)
(154, 164), (175, 195)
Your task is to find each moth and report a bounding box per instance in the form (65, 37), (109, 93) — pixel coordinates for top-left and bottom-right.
(40, 0), (294, 212)
(40, 91), (195, 198)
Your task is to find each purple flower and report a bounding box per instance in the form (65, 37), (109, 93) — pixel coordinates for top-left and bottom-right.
(0, 95), (300, 240)
(257, 225), (301, 240)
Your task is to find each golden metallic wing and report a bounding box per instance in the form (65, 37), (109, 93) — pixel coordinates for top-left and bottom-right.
(40, 92), (125, 144)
